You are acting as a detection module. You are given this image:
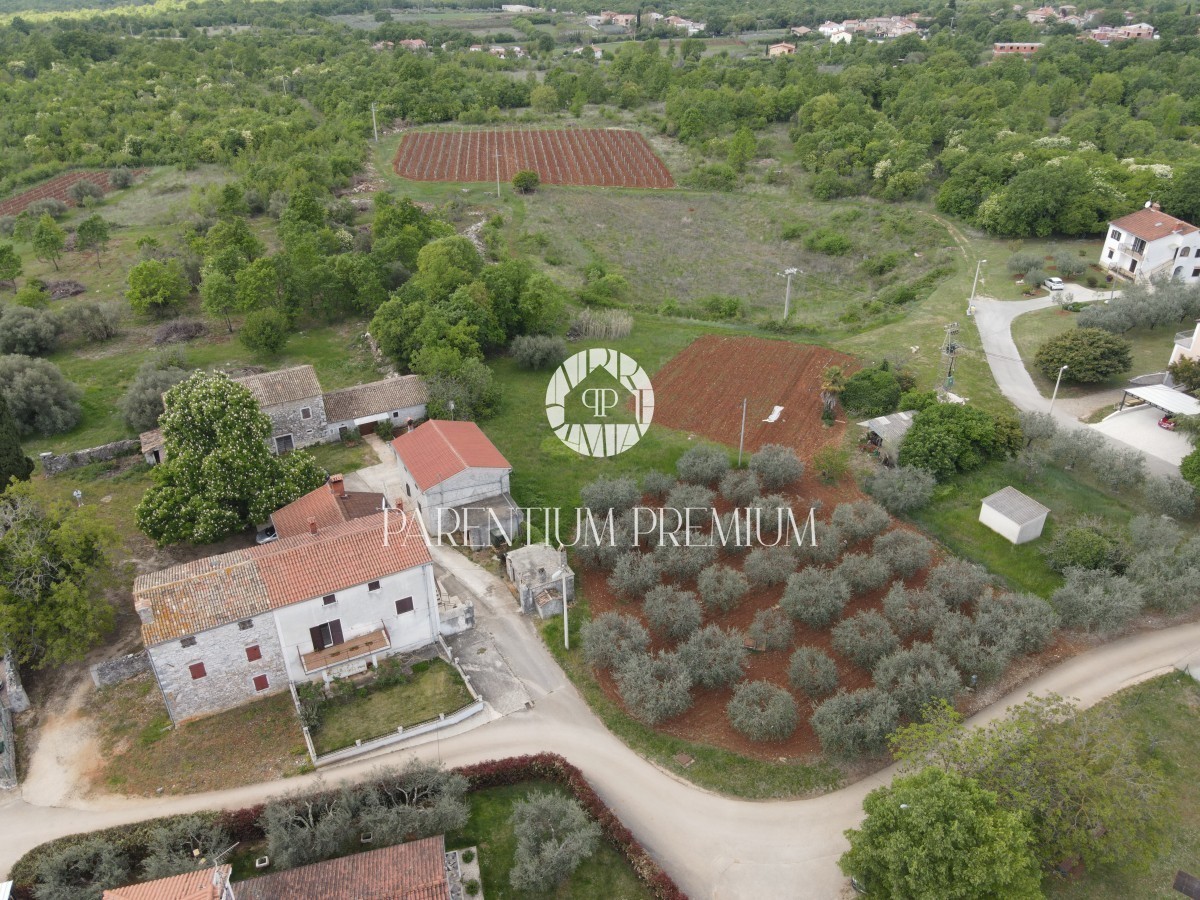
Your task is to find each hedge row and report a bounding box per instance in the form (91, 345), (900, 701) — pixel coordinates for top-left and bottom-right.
(8, 754), (683, 900)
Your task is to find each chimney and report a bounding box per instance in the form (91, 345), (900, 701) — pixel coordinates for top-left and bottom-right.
(1151, 200), (1162, 211)
(134, 596), (154, 625)
(308, 517), (318, 535)
(329, 473), (346, 499)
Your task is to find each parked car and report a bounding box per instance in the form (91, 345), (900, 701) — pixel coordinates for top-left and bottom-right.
(1044, 276), (1065, 291)
(255, 524), (278, 544)
(1159, 415), (1177, 431)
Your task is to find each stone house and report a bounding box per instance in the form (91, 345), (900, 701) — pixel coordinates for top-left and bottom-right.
(322, 374), (427, 438)
(768, 42), (796, 56)
(1100, 204), (1199, 283)
(134, 512), (443, 724)
(505, 543), (574, 617)
(391, 420), (522, 549)
(234, 365), (329, 454)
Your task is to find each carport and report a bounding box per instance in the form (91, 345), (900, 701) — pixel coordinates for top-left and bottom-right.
(1116, 384), (1200, 418)
(1094, 385), (1199, 467)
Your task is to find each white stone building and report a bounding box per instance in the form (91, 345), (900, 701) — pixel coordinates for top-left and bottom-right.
(391, 420), (522, 549)
(1100, 204), (1200, 283)
(134, 512), (443, 723)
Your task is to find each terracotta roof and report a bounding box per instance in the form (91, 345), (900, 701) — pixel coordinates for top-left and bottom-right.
(1110, 208), (1198, 243)
(391, 420), (511, 492)
(233, 365), (322, 408)
(322, 375), (428, 422)
(135, 513), (431, 646)
(270, 477), (386, 539)
(235, 837), (450, 900)
(140, 428), (164, 454)
(103, 866), (230, 900)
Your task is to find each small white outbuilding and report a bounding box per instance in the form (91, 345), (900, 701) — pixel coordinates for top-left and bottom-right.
(979, 486), (1049, 545)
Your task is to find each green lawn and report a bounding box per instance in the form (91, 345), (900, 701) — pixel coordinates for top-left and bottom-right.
(311, 659), (474, 756)
(1046, 672), (1200, 899)
(909, 458), (1156, 598)
(446, 780), (652, 900)
(303, 439), (378, 476)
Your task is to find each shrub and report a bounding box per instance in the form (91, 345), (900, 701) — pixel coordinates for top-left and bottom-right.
(812, 446), (850, 483)
(1042, 518), (1125, 572)
(932, 612), (1012, 685)
(749, 493), (796, 537)
(926, 559), (992, 607)
(811, 688), (900, 758)
(126, 258), (191, 317)
(1142, 474), (1196, 520)
(872, 644), (961, 719)
(607, 552), (660, 600)
(676, 445), (729, 485)
(580, 475), (639, 515)
(374, 417), (394, 441)
(836, 552), (891, 595)
(899, 404), (1019, 481)
(614, 651), (693, 724)
(511, 170), (541, 194)
(140, 815), (231, 880)
(661, 482), (715, 534)
(832, 611), (899, 669)
(0, 354), (82, 436)
(644, 586), (702, 641)
(510, 334), (567, 370)
(831, 501), (891, 544)
(0, 304), (60, 355)
(840, 366), (902, 416)
(678, 625), (747, 689)
(240, 307), (290, 355)
(794, 520), (843, 566)
(509, 791), (600, 892)
(34, 837), (134, 900)
(864, 465), (936, 513)
(780, 567), (851, 628)
(1048, 427), (1103, 471)
(260, 786), (360, 869)
(119, 356), (191, 432)
(27, 198), (68, 219)
(975, 592), (1059, 655)
(640, 470), (675, 500)
(872, 530), (932, 578)
(1018, 410), (1059, 449)
(897, 390), (938, 412)
(748, 443), (804, 490)
(109, 168), (134, 189)
(788, 646), (840, 699)
(1052, 568), (1144, 634)
(68, 180), (104, 204)
(1090, 445), (1147, 494)
(883, 581), (948, 636)
(804, 227), (853, 256)
(580, 612), (649, 670)
(714, 510), (753, 555)
(153, 319), (206, 345)
(75, 301), (123, 342)
(719, 469), (761, 506)
(749, 607), (793, 651)
(570, 308), (633, 340)
(727, 681), (799, 742)
(744, 546), (795, 587)
(1034, 328), (1132, 382)
(696, 564), (748, 612)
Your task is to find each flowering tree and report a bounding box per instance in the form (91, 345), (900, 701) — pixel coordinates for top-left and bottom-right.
(135, 372), (326, 545)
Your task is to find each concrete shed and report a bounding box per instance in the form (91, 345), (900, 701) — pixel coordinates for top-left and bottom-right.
(979, 486), (1049, 545)
(505, 543), (574, 617)
(858, 410), (918, 464)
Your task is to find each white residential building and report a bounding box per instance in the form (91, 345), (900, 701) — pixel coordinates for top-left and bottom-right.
(1100, 204), (1200, 283)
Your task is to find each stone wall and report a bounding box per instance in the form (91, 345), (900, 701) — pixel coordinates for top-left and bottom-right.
(1, 651), (29, 714)
(148, 613), (289, 724)
(40, 439), (140, 476)
(265, 397), (328, 451)
(90, 650), (150, 688)
(0, 700), (15, 790)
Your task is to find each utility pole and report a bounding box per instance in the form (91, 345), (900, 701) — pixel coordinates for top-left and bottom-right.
(776, 267), (799, 320)
(737, 397), (748, 466)
(941, 322), (960, 390)
(371, 103), (379, 143)
(968, 258), (986, 315)
(495, 148), (501, 199)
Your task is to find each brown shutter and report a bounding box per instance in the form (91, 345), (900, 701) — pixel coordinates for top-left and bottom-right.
(330, 620), (344, 646)
(310, 624), (326, 651)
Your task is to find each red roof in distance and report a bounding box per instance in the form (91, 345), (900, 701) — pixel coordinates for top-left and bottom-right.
(391, 420), (511, 492)
(1111, 207), (1198, 242)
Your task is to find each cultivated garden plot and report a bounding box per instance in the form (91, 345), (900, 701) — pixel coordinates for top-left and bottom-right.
(393, 129), (675, 188)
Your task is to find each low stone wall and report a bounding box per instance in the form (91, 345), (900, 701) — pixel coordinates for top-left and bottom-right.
(0, 701), (16, 790)
(2, 651), (29, 714)
(90, 650), (150, 688)
(40, 439), (140, 476)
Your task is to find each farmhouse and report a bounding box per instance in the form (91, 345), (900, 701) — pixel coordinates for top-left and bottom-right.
(235, 365), (329, 454)
(993, 42), (1043, 56)
(1100, 203), (1199, 283)
(397, 38), (427, 50)
(979, 486), (1049, 545)
(506, 542), (574, 617)
(768, 42), (796, 57)
(134, 512), (445, 723)
(830, 31), (853, 44)
(391, 420), (522, 548)
(322, 373), (428, 439)
(790, 25), (812, 36)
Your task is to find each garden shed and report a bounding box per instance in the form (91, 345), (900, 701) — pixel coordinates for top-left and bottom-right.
(979, 486), (1049, 545)
(858, 410), (918, 464)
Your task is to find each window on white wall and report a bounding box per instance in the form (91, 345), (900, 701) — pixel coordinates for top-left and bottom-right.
(368, 581), (381, 592)
(396, 597), (414, 615)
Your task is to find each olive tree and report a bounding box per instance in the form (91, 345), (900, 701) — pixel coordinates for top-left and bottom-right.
(836, 552), (891, 594)
(872, 643), (961, 718)
(832, 611), (899, 669)
(1052, 568), (1144, 634)
(641, 470), (676, 500)
(1142, 474), (1196, 520)
(676, 444), (729, 485)
(607, 551), (661, 600)
(356, 760), (470, 846)
(780, 567), (850, 628)
(974, 592), (1059, 654)
(0, 354), (82, 436)
(831, 500), (891, 544)
(932, 612), (1013, 685)
(0, 305), (60, 355)
(744, 546), (795, 587)
(697, 563), (749, 612)
(140, 815), (232, 880)
(720, 468), (761, 506)
(614, 651), (694, 724)
(926, 558), (992, 607)
(509, 792), (600, 893)
(34, 837), (133, 900)
(678, 625), (747, 688)
(580, 475), (639, 515)
(581, 612), (649, 670)
(644, 585), (702, 641)
(653, 541), (717, 581)
(863, 465), (936, 513)
(811, 688), (900, 758)
(882, 583), (948, 638)
(261, 785), (360, 869)
(788, 646), (839, 699)
(749, 443), (804, 490)
(749, 607), (793, 651)
(118, 355), (192, 432)
(872, 530), (932, 579)
(727, 680), (799, 741)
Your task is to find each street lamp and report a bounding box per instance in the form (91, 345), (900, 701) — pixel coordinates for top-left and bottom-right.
(1049, 365), (1068, 412)
(776, 267), (800, 320)
(968, 258), (987, 314)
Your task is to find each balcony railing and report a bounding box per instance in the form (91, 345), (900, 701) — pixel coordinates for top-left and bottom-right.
(1176, 330), (1196, 351)
(301, 624), (390, 674)
(1117, 242), (1144, 259)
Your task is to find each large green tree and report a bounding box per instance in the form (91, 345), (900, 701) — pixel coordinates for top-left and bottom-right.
(898, 405), (1019, 481)
(0, 482), (118, 668)
(126, 259), (192, 317)
(75, 214), (110, 267)
(135, 372), (326, 545)
(1034, 327), (1132, 382)
(0, 393), (34, 486)
(0, 242), (21, 288)
(840, 768), (1042, 900)
(31, 214), (65, 271)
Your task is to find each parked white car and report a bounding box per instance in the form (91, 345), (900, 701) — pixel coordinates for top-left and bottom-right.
(1044, 277), (1065, 291)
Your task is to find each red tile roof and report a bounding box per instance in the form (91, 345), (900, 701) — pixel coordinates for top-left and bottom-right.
(103, 866), (231, 900)
(135, 512), (431, 646)
(235, 837), (450, 900)
(1111, 208), (1198, 242)
(391, 420), (511, 492)
(270, 477), (386, 539)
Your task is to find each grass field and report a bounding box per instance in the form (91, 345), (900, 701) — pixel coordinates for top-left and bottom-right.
(445, 780), (652, 899)
(1046, 671), (1200, 898)
(310, 659), (474, 756)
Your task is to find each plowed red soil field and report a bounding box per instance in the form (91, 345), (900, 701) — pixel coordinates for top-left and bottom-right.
(651, 335), (858, 460)
(0, 171), (125, 217)
(392, 129), (674, 188)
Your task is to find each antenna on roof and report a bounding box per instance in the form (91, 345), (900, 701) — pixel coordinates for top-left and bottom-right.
(1145, 200), (1152, 208)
